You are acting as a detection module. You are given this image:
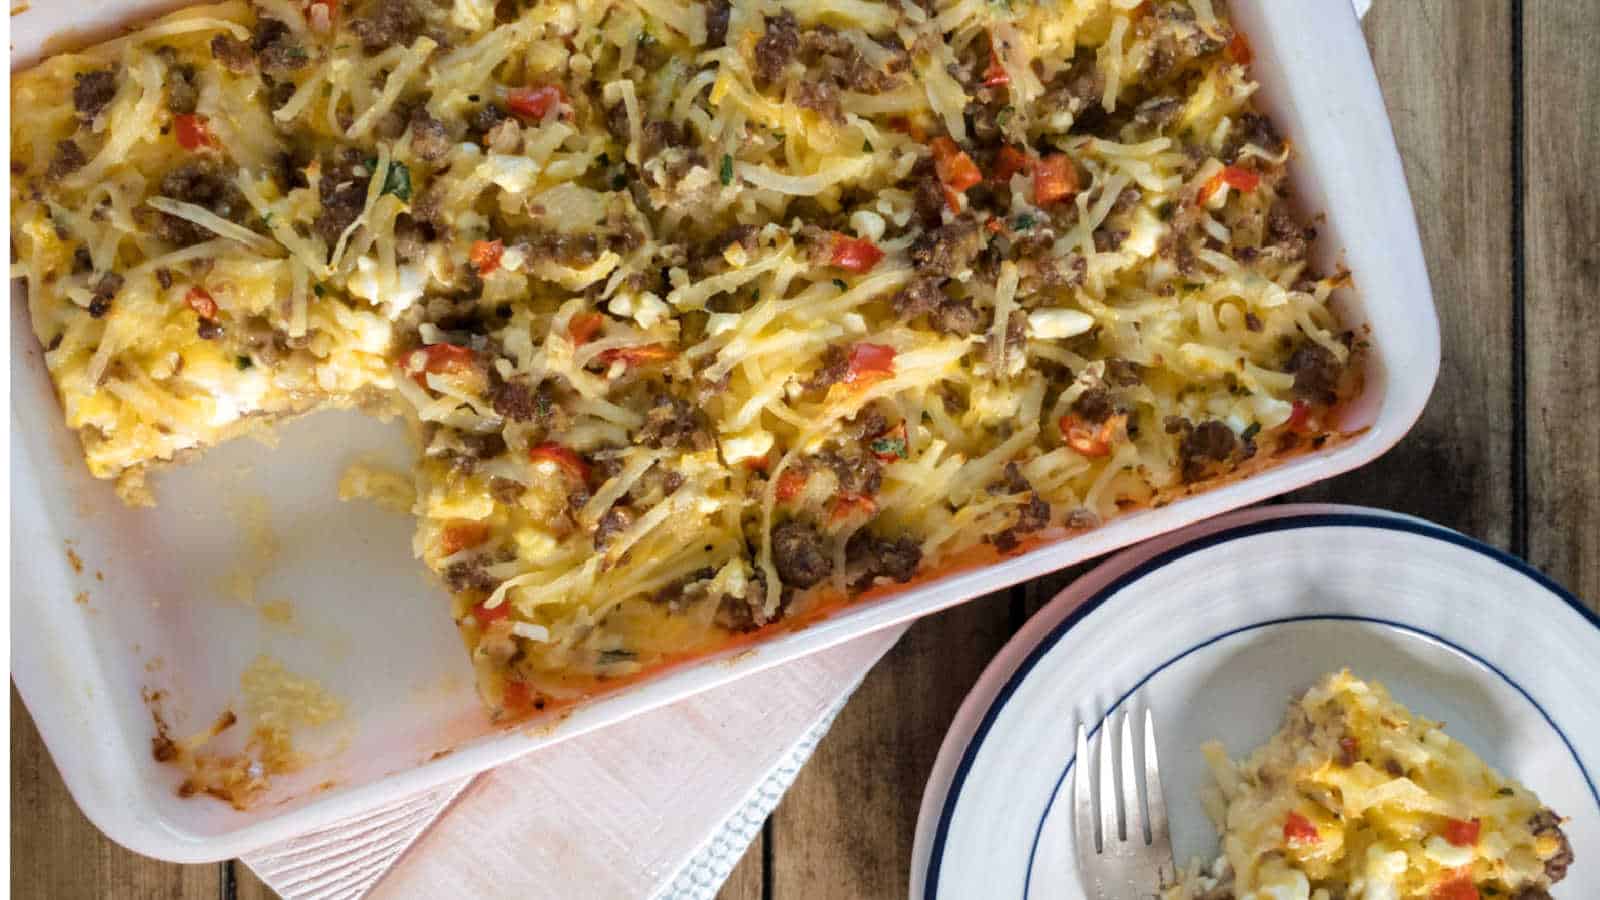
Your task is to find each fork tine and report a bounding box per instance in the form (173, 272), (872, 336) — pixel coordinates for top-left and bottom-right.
(1074, 723), (1096, 857)
(1120, 709), (1145, 845)
(1075, 709), (1175, 898)
(1075, 720), (1100, 851)
(1143, 708), (1173, 861)
(1097, 715), (1120, 847)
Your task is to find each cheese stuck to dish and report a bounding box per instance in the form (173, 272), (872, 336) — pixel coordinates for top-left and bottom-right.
(1167, 671), (1576, 900)
(14, 0), (1361, 722)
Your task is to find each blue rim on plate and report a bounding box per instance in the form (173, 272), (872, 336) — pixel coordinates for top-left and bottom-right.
(1017, 613), (1600, 898)
(921, 512), (1600, 900)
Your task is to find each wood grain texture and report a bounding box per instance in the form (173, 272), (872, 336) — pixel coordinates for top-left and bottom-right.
(714, 832), (764, 900)
(766, 592), (1014, 899)
(1285, 0), (1517, 545)
(1524, 0), (1600, 607)
(1021, 561), (1098, 618)
(10, 687), (221, 900)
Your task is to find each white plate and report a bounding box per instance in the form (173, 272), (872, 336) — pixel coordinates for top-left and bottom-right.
(11, 0), (1438, 862)
(911, 505), (1600, 900)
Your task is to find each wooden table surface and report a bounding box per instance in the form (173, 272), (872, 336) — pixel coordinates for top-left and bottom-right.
(12, 2), (1599, 897)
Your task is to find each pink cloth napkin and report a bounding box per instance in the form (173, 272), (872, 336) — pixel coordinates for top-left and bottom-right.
(242, 628), (904, 898)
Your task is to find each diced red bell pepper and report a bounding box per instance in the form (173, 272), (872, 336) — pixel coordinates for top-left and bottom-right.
(528, 442), (590, 483)
(306, 1), (338, 33)
(184, 287), (218, 320)
(502, 679), (534, 711)
(470, 239), (504, 276)
(993, 145), (1033, 183)
(983, 34), (1011, 88)
(568, 312), (605, 346)
(1443, 818), (1481, 847)
(1223, 165), (1262, 191)
(419, 343), (477, 370)
(742, 454), (771, 472)
(441, 522), (491, 556)
(844, 343), (896, 385)
(595, 343), (677, 368)
(775, 470), (808, 502)
(471, 600), (509, 627)
(830, 234), (885, 273)
(1431, 874), (1479, 900)
(830, 493), (877, 523)
(1286, 400), (1315, 434)
(402, 342), (477, 386)
(174, 114), (218, 151)
(1227, 32), (1253, 66)
(931, 137), (983, 193)
(1033, 154), (1079, 205)
(1199, 165), (1262, 204)
(1059, 414), (1116, 458)
(1283, 811), (1320, 847)
(507, 85), (568, 121)
(983, 60), (1010, 88)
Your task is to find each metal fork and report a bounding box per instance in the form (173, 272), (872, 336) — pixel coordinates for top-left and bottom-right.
(1073, 708), (1177, 900)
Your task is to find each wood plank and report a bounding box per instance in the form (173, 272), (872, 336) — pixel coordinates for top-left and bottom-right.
(767, 591), (1014, 899)
(714, 832), (765, 900)
(1525, 0), (1600, 609)
(1286, 0), (1518, 545)
(10, 686), (221, 900)
(1020, 561), (1098, 618)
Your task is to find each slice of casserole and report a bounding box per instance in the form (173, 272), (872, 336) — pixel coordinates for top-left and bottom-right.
(1170, 671), (1574, 900)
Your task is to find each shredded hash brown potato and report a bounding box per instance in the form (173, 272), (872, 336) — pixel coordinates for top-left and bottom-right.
(1167, 671), (1575, 900)
(13, 0), (1361, 718)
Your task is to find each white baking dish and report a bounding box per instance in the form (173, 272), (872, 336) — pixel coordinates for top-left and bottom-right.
(10, 0), (1436, 863)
